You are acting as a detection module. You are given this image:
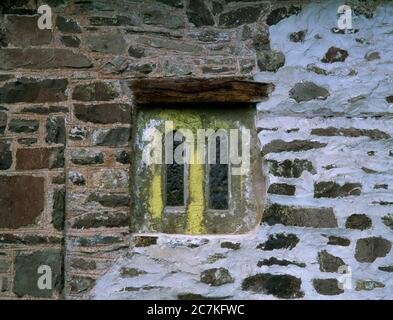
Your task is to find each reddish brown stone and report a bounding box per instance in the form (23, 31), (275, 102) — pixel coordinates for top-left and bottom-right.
(16, 147), (64, 170)
(0, 175), (44, 229)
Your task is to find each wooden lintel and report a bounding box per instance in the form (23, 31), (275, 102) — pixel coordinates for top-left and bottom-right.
(128, 78), (275, 105)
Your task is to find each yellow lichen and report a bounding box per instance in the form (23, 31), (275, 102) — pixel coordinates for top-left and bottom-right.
(148, 165), (163, 223)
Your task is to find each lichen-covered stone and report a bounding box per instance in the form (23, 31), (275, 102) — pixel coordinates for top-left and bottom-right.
(242, 273), (304, 299)
(314, 181), (362, 198)
(289, 82), (330, 102)
(289, 30), (307, 42)
(46, 116), (65, 144)
(69, 126), (88, 141)
(220, 241), (241, 250)
(71, 211), (129, 229)
(69, 171), (86, 185)
(13, 250), (63, 298)
(262, 139), (326, 155)
(321, 47), (349, 63)
(318, 250), (346, 272)
(61, 35), (80, 48)
(120, 267), (147, 277)
(87, 192), (130, 207)
(326, 236), (350, 247)
(72, 82), (119, 101)
(93, 128), (131, 147)
(268, 159), (315, 178)
(8, 119), (39, 133)
(92, 168), (128, 189)
(382, 214), (393, 230)
(355, 237), (391, 263)
(71, 149), (104, 165)
(345, 214), (372, 230)
(313, 279), (343, 296)
(257, 50), (285, 72)
(200, 268), (234, 286)
(356, 280), (384, 291)
(257, 233), (299, 251)
(69, 276), (95, 294)
(133, 236), (158, 247)
(365, 51), (380, 61)
(143, 9), (184, 29)
(263, 204), (337, 228)
(267, 183), (296, 196)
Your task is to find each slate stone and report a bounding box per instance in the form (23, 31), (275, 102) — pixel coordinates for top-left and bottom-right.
(86, 32), (126, 54)
(318, 250), (346, 272)
(71, 258), (96, 271)
(143, 10), (184, 29)
(71, 211), (129, 229)
(46, 116), (65, 144)
(268, 159), (315, 178)
(0, 78), (68, 103)
(321, 47), (349, 63)
(313, 279), (343, 296)
(16, 147), (64, 170)
(314, 181), (362, 198)
(21, 105), (69, 114)
(186, 0), (214, 27)
(289, 30), (306, 42)
(355, 237), (391, 263)
(60, 35), (80, 48)
(86, 192), (130, 207)
(92, 128), (131, 147)
(311, 127), (390, 140)
(116, 150), (130, 164)
(263, 204), (337, 228)
(4, 15), (52, 46)
(52, 188), (65, 231)
(56, 16), (81, 33)
(72, 82), (119, 101)
(200, 268), (234, 286)
(242, 273), (304, 299)
(220, 241), (241, 250)
(71, 149), (104, 165)
(0, 234), (62, 245)
(257, 233), (299, 251)
(74, 103), (131, 124)
(289, 82), (330, 102)
(89, 15), (140, 26)
(327, 236), (350, 247)
(0, 175), (44, 229)
(267, 183), (296, 196)
(0, 48), (92, 70)
(17, 138), (37, 146)
(13, 250), (63, 298)
(356, 280), (384, 291)
(128, 46), (145, 58)
(0, 141), (12, 170)
(257, 257), (306, 268)
(134, 236), (158, 247)
(219, 6), (261, 28)
(155, 0), (183, 8)
(69, 276), (95, 294)
(262, 139), (326, 155)
(345, 214), (372, 230)
(8, 119), (39, 133)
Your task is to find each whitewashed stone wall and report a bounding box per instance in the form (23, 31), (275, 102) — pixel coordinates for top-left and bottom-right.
(91, 1), (393, 300)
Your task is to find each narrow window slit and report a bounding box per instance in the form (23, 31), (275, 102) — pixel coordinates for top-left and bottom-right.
(209, 136), (229, 210)
(165, 131), (185, 206)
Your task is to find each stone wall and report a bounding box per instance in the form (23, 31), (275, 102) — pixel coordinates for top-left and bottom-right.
(1, 0), (392, 299)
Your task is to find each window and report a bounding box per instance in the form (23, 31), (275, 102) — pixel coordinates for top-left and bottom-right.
(131, 105), (263, 235)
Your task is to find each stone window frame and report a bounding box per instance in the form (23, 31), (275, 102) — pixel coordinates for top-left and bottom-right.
(128, 77), (274, 235)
